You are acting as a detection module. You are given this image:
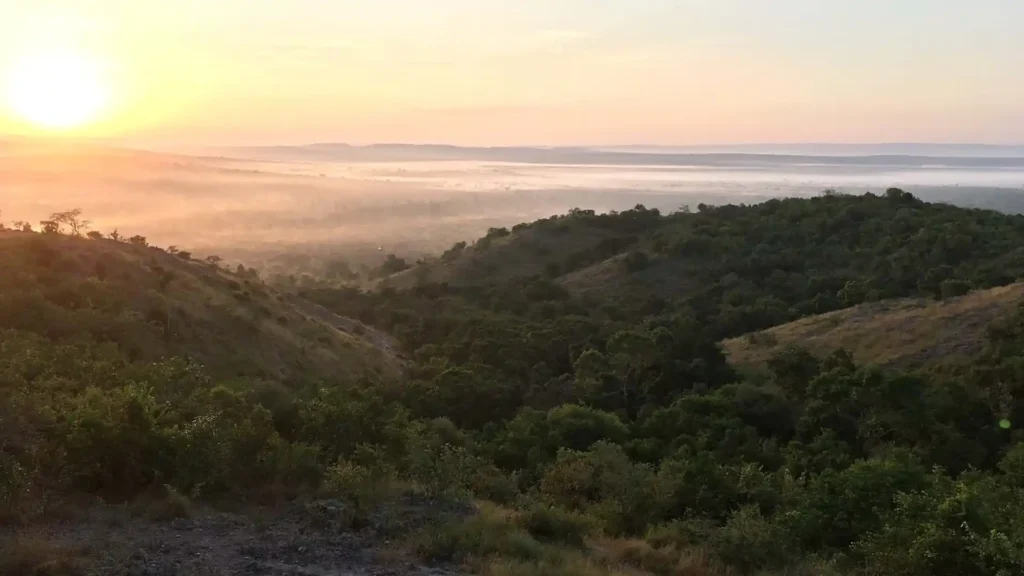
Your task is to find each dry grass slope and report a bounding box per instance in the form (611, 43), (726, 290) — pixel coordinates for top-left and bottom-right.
(0, 231), (401, 382)
(724, 282), (1024, 372)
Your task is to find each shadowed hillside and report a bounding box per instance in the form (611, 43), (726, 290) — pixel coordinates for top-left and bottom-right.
(723, 282), (1024, 372)
(0, 230), (400, 382)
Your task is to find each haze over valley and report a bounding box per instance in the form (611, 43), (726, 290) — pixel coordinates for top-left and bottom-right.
(5, 139), (1024, 273)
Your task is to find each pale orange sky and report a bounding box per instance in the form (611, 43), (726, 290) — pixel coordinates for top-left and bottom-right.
(2, 0), (1023, 146)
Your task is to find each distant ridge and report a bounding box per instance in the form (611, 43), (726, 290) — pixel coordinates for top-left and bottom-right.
(210, 142), (1024, 168)
(596, 143), (1024, 157)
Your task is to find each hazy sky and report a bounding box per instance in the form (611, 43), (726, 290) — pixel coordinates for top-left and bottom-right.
(1, 0), (1023, 146)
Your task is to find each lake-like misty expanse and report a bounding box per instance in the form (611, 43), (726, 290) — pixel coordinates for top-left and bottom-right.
(4, 140), (1024, 263)
(283, 160), (1024, 194)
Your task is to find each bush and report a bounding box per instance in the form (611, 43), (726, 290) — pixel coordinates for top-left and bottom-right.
(852, 474), (1024, 576)
(940, 279), (973, 299)
(783, 453), (929, 551)
(324, 460), (380, 501)
(517, 504), (595, 546)
(469, 466), (519, 505)
(998, 442), (1024, 485)
(407, 443), (479, 499)
(546, 405), (629, 453)
(645, 517), (720, 550)
(711, 505), (791, 572)
(134, 484), (192, 521)
(623, 251), (650, 273)
(58, 385), (170, 496)
(539, 443), (658, 535)
(321, 459), (396, 529)
(414, 505), (543, 564)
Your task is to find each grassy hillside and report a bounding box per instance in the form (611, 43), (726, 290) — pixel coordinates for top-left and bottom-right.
(0, 231), (400, 382)
(723, 282), (1024, 372)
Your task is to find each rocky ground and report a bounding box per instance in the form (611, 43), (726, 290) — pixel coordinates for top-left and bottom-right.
(2, 496), (469, 576)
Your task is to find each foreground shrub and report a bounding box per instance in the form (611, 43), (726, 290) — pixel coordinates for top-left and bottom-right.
(590, 537), (735, 576)
(324, 457), (397, 502)
(853, 474), (1024, 576)
(133, 484), (192, 521)
(415, 504), (543, 564)
(710, 505), (792, 572)
(516, 504), (595, 546)
(58, 384), (169, 496)
(321, 458), (399, 530)
(538, 442), (658, 535)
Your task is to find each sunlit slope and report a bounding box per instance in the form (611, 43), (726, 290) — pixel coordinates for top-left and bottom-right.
(723, 283), (1024, 371)
(0, 231), (401, 382)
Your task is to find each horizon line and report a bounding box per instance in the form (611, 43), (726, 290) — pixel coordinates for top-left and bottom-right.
(5, 134), (1024, 151)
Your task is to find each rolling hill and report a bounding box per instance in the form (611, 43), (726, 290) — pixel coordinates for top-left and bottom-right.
(376, 209), (658, 291)
(376, 191), (1024, 338)
(723, 282), (1024, 372)
(0, 230), (401, 382)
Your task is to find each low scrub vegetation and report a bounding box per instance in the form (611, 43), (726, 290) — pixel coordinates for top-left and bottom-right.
(5, 194), (1024, 575)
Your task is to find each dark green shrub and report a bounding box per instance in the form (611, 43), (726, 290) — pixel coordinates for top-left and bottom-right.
(940, 279), (973, 299)
(134, 484), (192, 521)
(58, 385), (170, 496)
(539, 442), (658, 535)
(517, 504), (594, 546)
(711, 505), (792, 572)
(415, 507), (543, 563)
(546, 404), (629, 453)
(623, 251), (650, 272)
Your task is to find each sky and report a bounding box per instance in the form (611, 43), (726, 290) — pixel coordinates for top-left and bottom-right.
(1, 0), (1023, 147)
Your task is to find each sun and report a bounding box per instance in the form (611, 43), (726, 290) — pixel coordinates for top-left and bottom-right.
(4, 50), (111, 130)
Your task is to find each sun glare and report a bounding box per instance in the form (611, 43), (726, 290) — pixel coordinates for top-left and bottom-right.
(4, 50), (111, 130)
